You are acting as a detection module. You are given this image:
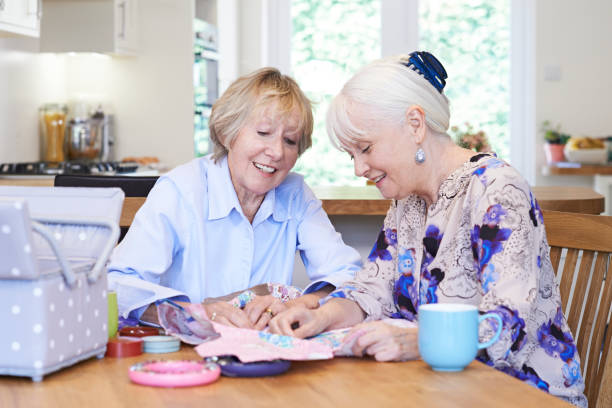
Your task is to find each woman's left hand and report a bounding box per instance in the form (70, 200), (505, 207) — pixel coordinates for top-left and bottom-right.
(243, 295), (287, 330)
(349, 321), (419, 362)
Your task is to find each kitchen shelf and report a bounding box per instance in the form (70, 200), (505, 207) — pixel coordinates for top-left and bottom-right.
(543, 164), (612, 176)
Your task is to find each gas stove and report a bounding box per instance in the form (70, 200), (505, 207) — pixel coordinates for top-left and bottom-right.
(0, 161), (139, 176)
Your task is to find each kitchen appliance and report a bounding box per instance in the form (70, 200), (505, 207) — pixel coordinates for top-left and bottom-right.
(39, 103), (68, 163)
(0, 161), (138, 176)
(67, 106), (114, 162)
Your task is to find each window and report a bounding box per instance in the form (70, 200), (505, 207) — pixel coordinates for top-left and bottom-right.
(419, 0), (510, 160)
(277, 0), (533, 185)
(291, 0), (381, 186)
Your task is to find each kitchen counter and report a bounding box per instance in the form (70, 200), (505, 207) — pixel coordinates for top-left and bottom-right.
(0, 178), (605, 224)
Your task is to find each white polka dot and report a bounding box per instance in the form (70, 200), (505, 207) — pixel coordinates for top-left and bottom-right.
(14, 202), (22, 210)
(33, 287), (42, 297)
(94, 343), (99, 349)
(59, 355), (64, 362)
(77, 314), (82, 322)
(77, 348), (82, 355)
(33, 361), (42, 369)
(23, 244), (31, 253)
(59, 319), (65, 328)
(11, 267), (20, 277)
(33, 324), (43, 334)
(67, 298), (74, 308)
(11, 305), (20, 315)
(102, 323), (107, 332)
(58, 282), (64, 292)
(102, 290), (107, 299)
(1, 224), (10, 234)
(49, 339), (55, 349)
(77, 279), (82, 288)
(86, 294), (90, 303)
(49, 303), (55, 312)
(78, 232), (87, 241)
(68, 334), (74, 342)
(94, 309), (99, 317)
(86, 328), (91, 337)
(11, 342), (20, 351)
(54, 232), (62, 240)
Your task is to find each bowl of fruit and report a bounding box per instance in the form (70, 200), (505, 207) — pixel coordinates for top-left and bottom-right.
(564, 137), (608, 164)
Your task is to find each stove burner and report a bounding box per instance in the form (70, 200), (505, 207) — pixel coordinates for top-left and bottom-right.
(0, 161), (139, 176)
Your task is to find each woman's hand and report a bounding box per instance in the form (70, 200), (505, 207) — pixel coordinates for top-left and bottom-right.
(268, 306), (331, 338)
(203, 301), (253, 329)
(284, 293), (321, 310)
(349, 321), (419, 362)
(242, 295), (287, 330)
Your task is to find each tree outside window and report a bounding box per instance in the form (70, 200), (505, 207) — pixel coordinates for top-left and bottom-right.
(290, 0), (510, 186)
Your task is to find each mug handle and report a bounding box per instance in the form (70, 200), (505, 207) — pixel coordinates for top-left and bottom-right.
(477, 313), (503, 349)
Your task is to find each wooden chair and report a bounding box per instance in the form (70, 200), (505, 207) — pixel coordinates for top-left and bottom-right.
(543, 210), (612, 407)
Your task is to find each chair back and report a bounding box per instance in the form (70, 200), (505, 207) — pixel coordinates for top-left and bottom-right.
(543, 210), (612, 408)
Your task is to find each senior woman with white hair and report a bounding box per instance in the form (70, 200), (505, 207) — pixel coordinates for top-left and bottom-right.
(269, 52), (587, 407)
(107, 68), (362, 330)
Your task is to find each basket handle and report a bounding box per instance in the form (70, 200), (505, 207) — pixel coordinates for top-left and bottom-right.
(32, 216), (120, 285)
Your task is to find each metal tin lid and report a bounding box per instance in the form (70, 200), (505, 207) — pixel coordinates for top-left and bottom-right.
(119, 326), (160, 338)
(106, 336), (144, 358)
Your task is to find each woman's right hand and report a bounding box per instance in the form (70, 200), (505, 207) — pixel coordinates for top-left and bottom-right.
(203, 301), (253, 329)
(268, 306), (330, 338)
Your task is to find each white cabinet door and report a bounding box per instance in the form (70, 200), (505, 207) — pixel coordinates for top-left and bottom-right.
(40, 0), (139, 55)
(0, 0), (41, 37)
(114, 0), (139, 54)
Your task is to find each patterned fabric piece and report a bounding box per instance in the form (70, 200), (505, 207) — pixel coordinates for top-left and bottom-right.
(323, 154), (587, 407)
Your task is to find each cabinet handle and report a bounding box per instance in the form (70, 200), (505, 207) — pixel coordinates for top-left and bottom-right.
(118, 1), (127, 39)
(0, 0), (5, 12)
(38, 0), (42, 19)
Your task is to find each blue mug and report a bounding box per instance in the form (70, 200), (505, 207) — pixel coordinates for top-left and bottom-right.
(418, 303), (503, 372)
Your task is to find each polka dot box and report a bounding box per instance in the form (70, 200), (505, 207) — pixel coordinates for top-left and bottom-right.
(0, 186), (124, 381)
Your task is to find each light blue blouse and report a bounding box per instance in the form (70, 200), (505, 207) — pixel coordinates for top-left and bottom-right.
(107, 156), (362, 318)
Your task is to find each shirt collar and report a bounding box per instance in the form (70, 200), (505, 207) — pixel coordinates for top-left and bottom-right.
(207, 156), (290, 223)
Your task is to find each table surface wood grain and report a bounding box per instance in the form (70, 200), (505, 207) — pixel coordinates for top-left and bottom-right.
(0, 347), (572, 408)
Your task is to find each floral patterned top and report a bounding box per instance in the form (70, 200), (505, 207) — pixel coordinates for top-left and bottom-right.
(326, 154), (587, 407)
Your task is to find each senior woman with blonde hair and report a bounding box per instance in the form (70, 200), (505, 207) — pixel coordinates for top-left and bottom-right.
(108, 68), (361, 329)
(269, 52), (587, 407)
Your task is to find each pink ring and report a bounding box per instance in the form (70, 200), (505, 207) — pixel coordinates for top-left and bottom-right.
(129, 360), (220, 387)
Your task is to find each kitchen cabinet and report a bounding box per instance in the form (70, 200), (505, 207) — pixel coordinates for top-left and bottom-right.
(0, 0), (41, 37)
(40, 0), (139, 55)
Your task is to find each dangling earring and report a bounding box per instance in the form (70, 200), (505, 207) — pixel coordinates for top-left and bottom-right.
(415, 147), (426, 164)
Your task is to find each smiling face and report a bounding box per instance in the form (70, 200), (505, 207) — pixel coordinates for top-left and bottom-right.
(341, 104), (421, 200)
(227, 102), (302, 209)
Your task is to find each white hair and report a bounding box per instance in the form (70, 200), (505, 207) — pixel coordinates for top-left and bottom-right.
(327, 54), (451, 149)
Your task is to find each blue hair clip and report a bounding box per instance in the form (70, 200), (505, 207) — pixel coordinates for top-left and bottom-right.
(402, 51), (448, 93)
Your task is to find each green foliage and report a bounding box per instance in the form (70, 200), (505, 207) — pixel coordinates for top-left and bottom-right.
(291, 0), (380, 186)
(290, 0), (510, 186)
(540, 120), (570, 145)
(420, 0), (510, 160)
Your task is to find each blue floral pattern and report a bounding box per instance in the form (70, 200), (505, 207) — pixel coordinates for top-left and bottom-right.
(326, 154), (586, 407)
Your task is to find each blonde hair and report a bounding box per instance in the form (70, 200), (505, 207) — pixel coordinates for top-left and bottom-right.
(209, 67), (313, 162)
(327, 54), (450, 149)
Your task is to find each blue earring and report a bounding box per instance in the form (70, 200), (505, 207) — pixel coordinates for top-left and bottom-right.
(415, 147), (426, 164)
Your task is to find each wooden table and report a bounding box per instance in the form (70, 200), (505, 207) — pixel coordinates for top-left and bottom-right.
(0, 347), (571, 407)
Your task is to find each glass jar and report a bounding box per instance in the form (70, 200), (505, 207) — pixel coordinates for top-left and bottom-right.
(39, 103), (68, 163)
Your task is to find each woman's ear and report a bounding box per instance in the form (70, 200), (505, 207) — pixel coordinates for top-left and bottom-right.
(405, 105), (426, 144)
